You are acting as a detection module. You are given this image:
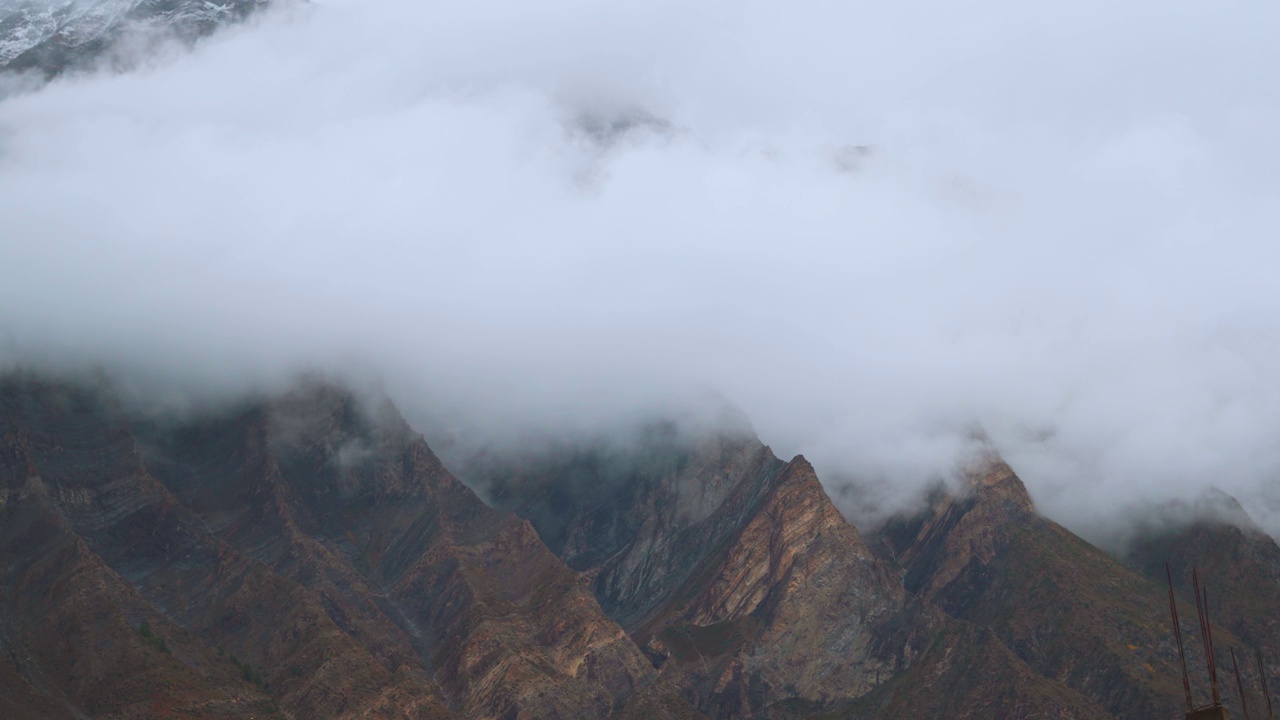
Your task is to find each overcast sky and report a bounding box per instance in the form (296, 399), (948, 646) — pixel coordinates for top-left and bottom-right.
(2, 0), (1279, 539)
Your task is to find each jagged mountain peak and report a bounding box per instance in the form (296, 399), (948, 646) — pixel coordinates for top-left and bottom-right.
(961, 449), (1037, 517)
(1138, 485), (1265, 535)
(871, 449), (1269, 719)
(4, 371), (1275, 719)
(768, 453), (875, 557)
(869, 447), (1036, 579)
(670, 453), (872, 628)
(265, 376), (429, 478)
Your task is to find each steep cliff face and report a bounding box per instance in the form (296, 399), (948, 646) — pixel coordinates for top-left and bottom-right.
(5, 372), (1272, 719)
(0, 384), (273, 720)
(480, 424), (789, 630)
(141, 379), (654, 720)
(0, 376), (454, 720)
(477, 429), (1109, 718)
(0, 374), (653, 720)
(631, 457), (919, 716)
(873, 453), (1248, 720)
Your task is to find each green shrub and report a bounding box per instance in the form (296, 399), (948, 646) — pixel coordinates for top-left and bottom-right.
(136, 621), (169, 654)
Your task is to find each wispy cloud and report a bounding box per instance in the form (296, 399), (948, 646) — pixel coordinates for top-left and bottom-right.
(3, 0), (1279, 537)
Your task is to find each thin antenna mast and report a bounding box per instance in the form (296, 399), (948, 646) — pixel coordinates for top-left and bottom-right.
(1167, 563), (1195, 711)
(1233, 648), (1253, 720)
(1205, 586), (1221, 705)
(1258, 648), (1274, 720)
(1193, 567), (1222, 706)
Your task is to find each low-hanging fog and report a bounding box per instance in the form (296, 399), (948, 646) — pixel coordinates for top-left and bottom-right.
(2, 0), (1279, 541)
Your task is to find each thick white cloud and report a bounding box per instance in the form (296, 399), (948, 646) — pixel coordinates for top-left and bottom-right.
(3, 0), (1280, 538)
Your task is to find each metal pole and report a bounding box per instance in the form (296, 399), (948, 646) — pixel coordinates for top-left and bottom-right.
(1257, 648), (1274, 720)
(1233, 648), (1252, 720)
(1205, 587), (1220, 705)
(1193, 570), (1211, 699)
(1167, 563), (1195, 711)
(1193, 568), (1221, 706)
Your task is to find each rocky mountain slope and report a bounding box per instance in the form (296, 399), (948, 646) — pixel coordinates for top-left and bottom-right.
(1125, 491), (1280, 714)
(470, 425), (1114, 718)
(0, 374), (650, 719)
(0, 0), (266, 77)
(1, 372), (1275, 719)
(873, 451), (1268, 720)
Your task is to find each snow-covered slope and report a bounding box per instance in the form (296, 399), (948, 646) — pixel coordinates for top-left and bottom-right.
(0, 0), (266, 76)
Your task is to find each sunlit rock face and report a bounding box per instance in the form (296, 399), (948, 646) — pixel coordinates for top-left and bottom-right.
(472, 428), (1109, 718)
(0, 0), (267, 77)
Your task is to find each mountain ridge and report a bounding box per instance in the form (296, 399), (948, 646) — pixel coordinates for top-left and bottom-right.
(2, 370), (1275, 719)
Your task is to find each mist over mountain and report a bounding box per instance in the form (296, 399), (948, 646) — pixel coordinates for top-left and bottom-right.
(10, 3), (1280, 718)
(3, 0), (1280, 546)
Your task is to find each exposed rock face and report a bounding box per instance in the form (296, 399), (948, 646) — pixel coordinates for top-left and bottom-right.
(476, 427), (1108, 718)
(481, 423), (789, 630)
(0, 0), (267, 77)
(0, 374), (651, 720)
(145, 379), (655, 719)
(4, 372), (1274, 719)
(633, 456), (925, 717)
(873, 453), (1257, 720)
(0, 382), (273, 719)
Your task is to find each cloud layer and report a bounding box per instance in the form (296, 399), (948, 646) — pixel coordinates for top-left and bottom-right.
(3, 0), (1280, 538)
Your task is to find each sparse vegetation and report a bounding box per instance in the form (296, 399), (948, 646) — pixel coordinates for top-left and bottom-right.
(136, 620), (170, 654)
(229, 654), (266, 689)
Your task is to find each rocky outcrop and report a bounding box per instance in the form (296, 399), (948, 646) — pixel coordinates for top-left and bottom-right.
(476, 426), (1112, 718)
(631, 457), (915, 716)
(479, 424), (789, 629)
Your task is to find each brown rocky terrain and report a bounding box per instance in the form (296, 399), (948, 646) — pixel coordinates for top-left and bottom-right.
(2, 372), (1276, 719)
(873, 451), (1264, 719)
(1, 374), (650, 719)
(1125, 490), (1280, 715)
(1, 381), (273, 720)
(473, 425), (1115, 718)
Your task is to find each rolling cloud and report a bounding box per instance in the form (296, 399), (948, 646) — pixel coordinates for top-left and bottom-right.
(3, 0), (1280, 540)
